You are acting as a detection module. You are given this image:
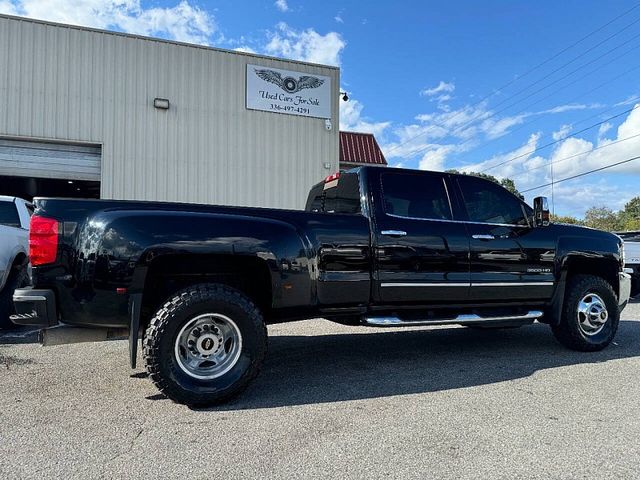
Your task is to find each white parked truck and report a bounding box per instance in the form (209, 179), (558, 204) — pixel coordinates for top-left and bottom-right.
(0, 196), (31, 328)
(618, 231), (640, 298)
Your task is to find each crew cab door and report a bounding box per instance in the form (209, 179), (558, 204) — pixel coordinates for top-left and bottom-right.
(371, 169), (470, 304)
(452, 175), (555, 301)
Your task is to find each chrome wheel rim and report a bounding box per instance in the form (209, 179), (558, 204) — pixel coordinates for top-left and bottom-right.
(174, 313), (242, 380)
(577, 293), (608, 336)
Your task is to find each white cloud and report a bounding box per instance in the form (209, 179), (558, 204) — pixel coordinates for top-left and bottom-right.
(381, 98), (613, 168)
(274, 0), (289, 12)
(2, 1), (347, 66)
(545, 137), (593, 178)
(340, 96), (390, 137)
(534, 180), (627, 218)
(1, 0), (215, 44)
(334, 14), (343, 23)
(420, 81), (455, 97)
(460, 133), (543, 180)
(540, 103), (602, 114)
(418, 145), (457, 171)
(615, 94), (640, 107)
(457, 105), (640, 216)
(552, 124), (572, 141)
(383, 101), (528, 161)
(530, 103), (606, 115)
(0, 0), (18, 15)
(234, 46), (256, 54)
(481, 113), (527, 139)
(546, 106), (640, 178)
(598, 122), (612, 140)
(265, 22), (345, 66)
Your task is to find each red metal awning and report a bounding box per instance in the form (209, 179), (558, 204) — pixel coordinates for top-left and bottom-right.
(339, 131), (387, 167)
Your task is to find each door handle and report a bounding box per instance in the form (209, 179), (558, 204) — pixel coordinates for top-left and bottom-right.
(381, 230), (407, 237)
(472, 234), (495, 240)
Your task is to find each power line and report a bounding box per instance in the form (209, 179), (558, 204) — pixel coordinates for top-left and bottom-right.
(473, 17), (640, 117)
(492, 3), (640, 89)
(431, 40), (640, 158)
(520, 154), (640, 193)
(464, 94), (640, 160)
(405, 60), (640, 160)
(470, 30), (640, 129)
(511, 131), (640, 180)
(398, 36), (640, 161)
(479, 104), (640, 173)
(384, 3), (640, 156)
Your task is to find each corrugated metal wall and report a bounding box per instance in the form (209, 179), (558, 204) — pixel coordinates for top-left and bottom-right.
(0, 15), (340, 209)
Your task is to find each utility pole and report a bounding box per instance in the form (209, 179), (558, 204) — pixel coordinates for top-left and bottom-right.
(550, 159), (556, 216)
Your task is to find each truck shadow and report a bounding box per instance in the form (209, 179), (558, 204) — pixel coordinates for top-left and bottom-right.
(0, 327), (40, 345)
(205, 319), (640, 411)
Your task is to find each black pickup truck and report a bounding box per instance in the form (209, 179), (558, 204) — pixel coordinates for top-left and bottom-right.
(13, 166), (631, 406)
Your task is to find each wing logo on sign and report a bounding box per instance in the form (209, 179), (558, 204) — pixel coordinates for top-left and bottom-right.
(254, 69), (325, 94)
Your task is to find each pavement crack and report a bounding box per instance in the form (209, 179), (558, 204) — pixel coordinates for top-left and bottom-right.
(107, 425), (146, 463)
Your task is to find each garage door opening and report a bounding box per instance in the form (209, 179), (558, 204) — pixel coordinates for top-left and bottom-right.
(0, 175), (100, 201)
(0, 138), (102, 201)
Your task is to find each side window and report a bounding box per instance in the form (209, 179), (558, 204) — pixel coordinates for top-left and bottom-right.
(0, 201), (21, 228)
(457, 176), (527, 225)
(381, 172), (452, 220)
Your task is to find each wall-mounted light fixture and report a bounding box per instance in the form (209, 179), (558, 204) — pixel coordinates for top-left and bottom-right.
(153, 98), (170, 110)
(339, 91), (349, 102)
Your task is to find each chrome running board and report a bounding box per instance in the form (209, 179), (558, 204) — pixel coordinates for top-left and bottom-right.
(363, 310), (543, 327)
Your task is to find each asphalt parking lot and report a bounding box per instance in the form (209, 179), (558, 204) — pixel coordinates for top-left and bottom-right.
(1, 300), (639, 479)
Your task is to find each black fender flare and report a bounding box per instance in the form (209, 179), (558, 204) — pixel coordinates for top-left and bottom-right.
(545, 270), (567, 326)
(128, 293), (143, 368)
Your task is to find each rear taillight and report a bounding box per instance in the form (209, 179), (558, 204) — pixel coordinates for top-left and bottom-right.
(324, 172), (340, 183)
(30, 216), (59, 266)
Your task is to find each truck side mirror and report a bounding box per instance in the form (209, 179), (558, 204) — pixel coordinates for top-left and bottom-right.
(533, 196), (550, 227)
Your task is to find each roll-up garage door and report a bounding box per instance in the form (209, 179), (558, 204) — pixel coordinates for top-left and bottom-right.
(0, 138), (101, 181)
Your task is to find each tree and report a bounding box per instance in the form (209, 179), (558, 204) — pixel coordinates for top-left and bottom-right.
(620, 196), (640, 231)
(623, 196), (640, 217)
(498, 177), (524, 201)
(445, 170), (524, 200)
(550, 214), (583, 225)
(584, 206), (622, 232)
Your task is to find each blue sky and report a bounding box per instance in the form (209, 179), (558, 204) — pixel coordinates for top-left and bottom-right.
(2, 0), (639, 217)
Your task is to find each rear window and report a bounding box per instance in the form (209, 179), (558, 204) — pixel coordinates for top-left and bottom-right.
(305, 173), (362, 214)
(0, 201), (21, 228)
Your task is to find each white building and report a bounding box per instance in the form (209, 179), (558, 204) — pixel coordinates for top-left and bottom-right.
(0, 14), (340, 209)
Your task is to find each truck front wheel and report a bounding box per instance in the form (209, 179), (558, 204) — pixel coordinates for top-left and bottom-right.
(551, 274), (619, 352)
(143, 284), (267, 407)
